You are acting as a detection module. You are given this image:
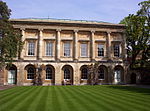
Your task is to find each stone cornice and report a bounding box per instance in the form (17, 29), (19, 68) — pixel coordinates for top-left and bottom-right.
(10, 19), (125, 29)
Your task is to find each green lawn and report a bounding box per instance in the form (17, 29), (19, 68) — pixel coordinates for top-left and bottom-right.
(0, 85), (150, 111)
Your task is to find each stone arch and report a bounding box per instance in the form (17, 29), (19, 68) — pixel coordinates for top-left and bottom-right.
(45, 64), (55, 85)
(24, 64), (36, 84)
(6, 64), (17, 85)
(62, 65), (74, 85)
(80, 65), (88, 84)
(114, 65), (124, 84)
(98, 65), (108, 84)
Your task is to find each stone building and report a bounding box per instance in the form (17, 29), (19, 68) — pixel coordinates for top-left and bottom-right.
(0, 18), (128, 85)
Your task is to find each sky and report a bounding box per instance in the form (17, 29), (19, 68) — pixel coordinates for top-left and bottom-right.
(3, 0), (145, 23)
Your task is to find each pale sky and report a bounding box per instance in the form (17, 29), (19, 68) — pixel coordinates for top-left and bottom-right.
(3, 0), (145, 23)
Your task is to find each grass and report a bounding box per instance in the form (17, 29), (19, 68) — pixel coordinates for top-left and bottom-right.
(0, 85), (150, 111)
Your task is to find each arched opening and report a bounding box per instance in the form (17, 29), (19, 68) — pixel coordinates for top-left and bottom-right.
(6, 64), (17, 85)
(131, 73), (136, 84)
(97, 65), (108, 84)
(45, 65), (55, 85)
(114, 65), (124, 84)
(62, 65), (73, 85)
(80, 65), (88, 84)
(25, 64), (36, 84)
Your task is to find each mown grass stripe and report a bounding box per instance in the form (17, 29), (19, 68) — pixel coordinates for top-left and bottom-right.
(88, 86), (150, 106)
(0, 86), (28, 99)
(0, 86), (35, 111)
(0, 86), (33, 105)
(44, 86), (53, 111)
(51, 86), (61, 111)
(53, 86), (71, 111)
(58, 86), (79, 111)
(11, 86), (42, 111)
(28, 86), (48, 111)
(79, 86), (150, 111)
(67, 86), (113, 111)
(64, 86), (100, 111)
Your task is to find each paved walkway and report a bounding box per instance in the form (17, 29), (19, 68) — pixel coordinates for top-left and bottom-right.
(0, 85), (15, 90)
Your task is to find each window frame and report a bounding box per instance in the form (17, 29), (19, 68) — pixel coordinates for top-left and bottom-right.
(114, 44), (120, 57)
(64, 68), (71, 80)
(63, 42), (71, 57)
(80, 43), (88, 57)
(97, 44), (104, 57)
(27, 41), (35, 56)
(45, 42), (53, 57)
(98, 68), (105, 80)
(46, 67), (53, 80)
(27, 67), (35, 80)
(81, 68), (88, 80)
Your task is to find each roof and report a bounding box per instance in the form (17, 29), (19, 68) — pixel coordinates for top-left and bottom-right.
(10, 18), (125, 27)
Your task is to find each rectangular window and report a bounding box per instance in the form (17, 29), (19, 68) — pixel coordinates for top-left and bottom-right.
(98, 44), (104, 57)
(114, 44), (120, 57)
(28, 42), (35, 56)
(46, 42), (53, 56)
(81, 43), (87, 57)
(64, 42), (71, 57)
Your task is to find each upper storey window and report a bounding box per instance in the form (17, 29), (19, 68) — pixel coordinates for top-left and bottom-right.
(46, 42), (53, 56)
(114, 44), (120, 57)
(28, 42), (35, 56)
(81, 43), (88, 57)
(64, 42), (71, 57)
(98, 44), (104, 57)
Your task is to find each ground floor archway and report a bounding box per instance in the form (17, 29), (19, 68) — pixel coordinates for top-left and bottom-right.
(6, 65), (17, 85)
(62, 65), (73, 85)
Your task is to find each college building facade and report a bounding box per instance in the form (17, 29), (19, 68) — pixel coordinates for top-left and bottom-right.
(0, 19), (128, 85)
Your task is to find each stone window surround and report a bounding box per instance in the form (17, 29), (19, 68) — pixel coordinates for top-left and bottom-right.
(20, 28), (125, 61)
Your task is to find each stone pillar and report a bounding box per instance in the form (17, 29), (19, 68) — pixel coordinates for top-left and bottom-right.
(106, 31), (111, 59)
(122, 33), (126, 60)
(20, 28), (25, 59)
(91, 30), (95, 61)
(74, 29), (78, 61)
(38, 28), (43, 60)
(73, 64), (80, 85)
(56, 29), (61, 61)
(55, 64), (62, 85)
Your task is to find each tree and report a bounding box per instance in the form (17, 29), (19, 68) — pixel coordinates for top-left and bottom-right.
(87, 62), (100, 85)
(0, 1), (23, 67)
(120, 0), (150, 69)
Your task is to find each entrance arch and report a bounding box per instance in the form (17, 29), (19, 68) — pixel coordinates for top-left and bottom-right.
(131, 73), (136, 84)
(62, 65), (73, 85)
(45, 65), (55, 85)
(6, 64), (17, 85)
(114, 65), (124, 84)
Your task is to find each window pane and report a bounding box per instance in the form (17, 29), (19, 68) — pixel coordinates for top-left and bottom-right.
(28, 42), (35, 56)
(81, 43), (87, 57)
(98, 68), (104, 79)
(46, 42), (53, 56)
(27, 67), (35, 79)
(81, 68), (88, 79)
(64, 42), (70, 57)
(64, 68), (70, 79)
(114, 44), (120, 57)
(46, 67), (52, 79)
(98, 44), (104, 57)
